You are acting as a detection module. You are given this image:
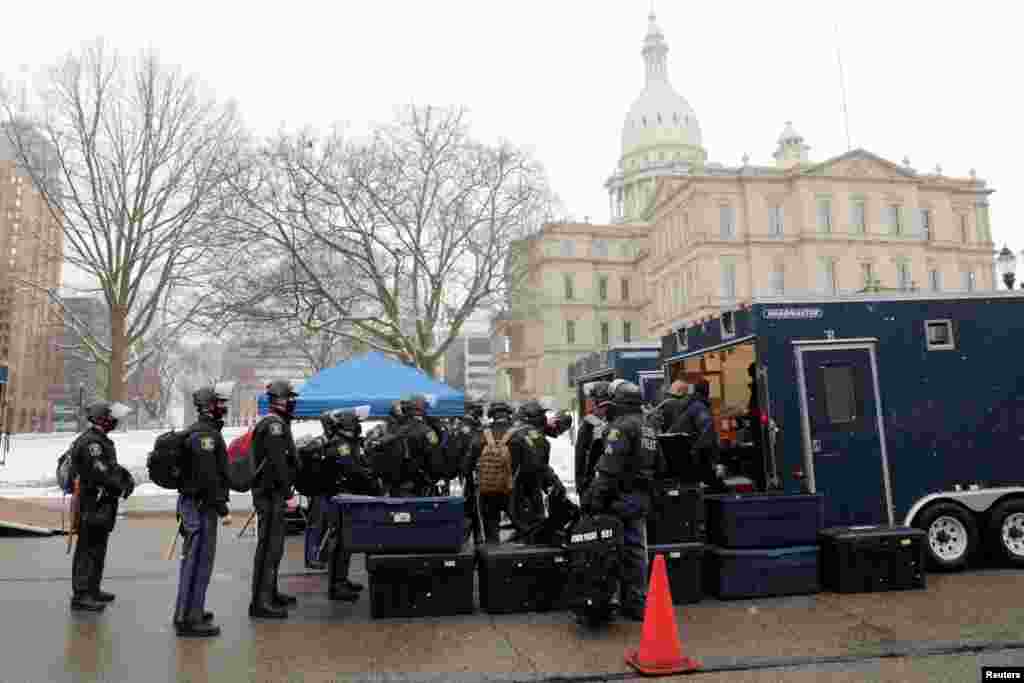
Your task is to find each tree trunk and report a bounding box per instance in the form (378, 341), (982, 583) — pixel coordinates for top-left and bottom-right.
(108, 305), (129, 402)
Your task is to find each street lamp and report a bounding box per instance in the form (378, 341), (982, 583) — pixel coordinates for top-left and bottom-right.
(996, 245), (1017, 290)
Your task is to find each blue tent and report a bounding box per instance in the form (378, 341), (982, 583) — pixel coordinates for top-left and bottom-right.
(256, 351), (465, 419)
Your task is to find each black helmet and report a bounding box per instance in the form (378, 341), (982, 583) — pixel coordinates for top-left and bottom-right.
(85, 400), (132, 429)
(266, 380), (298, 399)
(610, 381), (643, 410)
(465, 401), (484, 420)
(194, 382), (232, 420)
(404, 394), (429, 416)
(488, 401), (513, 420)
(321, 408), (361, 438)
(517, 400), (547, 428)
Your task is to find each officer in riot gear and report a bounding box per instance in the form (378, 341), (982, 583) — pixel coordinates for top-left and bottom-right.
(582, 381), (661, 621)
(674, 379), (724, 492)
(456, 401), (485, 544)
(249, 380), (300, 619)
(465, 401), (521, 543)
(70, 401), (135, 612)
(575, 381), (611, 497)
(391, 394), (446, 496)
(509, 400), (565, 531)
(174, 384), (232, 637)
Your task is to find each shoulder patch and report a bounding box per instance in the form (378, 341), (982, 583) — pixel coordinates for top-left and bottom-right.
(200, 436), (215, 451)
(337, 443), (351, 457)
(607, 429), (621, 442)
(88, 443), (102, 457)
(528, 429), (542, 444)
(269, 422), (284, 436)
(426, 430), (439, 445)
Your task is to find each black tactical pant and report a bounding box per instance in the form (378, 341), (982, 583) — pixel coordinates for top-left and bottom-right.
(480, 493), (510, 544)
(462, 475), (483, 543)
(72, 521), (110, 598)
(251, 489), (287, 605)
(618, 516), (649, 610)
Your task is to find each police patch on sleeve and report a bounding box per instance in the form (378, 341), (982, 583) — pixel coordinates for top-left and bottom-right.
(200, 436), (215, 451)
(528, 429), (542, 444)
(269, 422), (283, 436)
(427, 430), (439, 446)
(337, 443), (351, 457)
(606, 429), (621, 442)
(88, 443), (102, 457)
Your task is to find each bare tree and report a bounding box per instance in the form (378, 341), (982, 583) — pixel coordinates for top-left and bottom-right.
(216, 106), (557, 377)
(0, 41), (245, 401)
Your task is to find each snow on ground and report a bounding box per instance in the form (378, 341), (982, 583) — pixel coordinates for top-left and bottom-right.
(0, 423), (575, 496)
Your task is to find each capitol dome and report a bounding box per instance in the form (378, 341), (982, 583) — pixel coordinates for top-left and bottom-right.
(620, 13), (703, 161)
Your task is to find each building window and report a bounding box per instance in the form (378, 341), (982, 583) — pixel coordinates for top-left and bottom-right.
(861, 262), (876, 290)
(560, 240), (575, 257)
(929, 268), (941, 292)
(817, 198), (833, 233)
(820, 257), (839, 294)
(851, 199), (867, 234)
(621, 277), (630, 301)
(975, 204), (990, 243)
(592, 239), (609, 258)
(769, 263), (785, 295)
(598, 276), (608, 302)
(600, 322), (609, 346)
(623, 321), (632, 343)
(959, 214), (969, 243)
(822, 365), (858, 424)
(566, 320), (576, 344)
(720, 259), (737, 300)
(896, 260), (912, 291)
(768, 205), (784, 236)
(720, 205), (736, 239)
(887, 204), (903, 235)
(962, 270), (977, 292)
(564, 274), (574, 300)
(925, 320), (955, 351)
(920, 208), (932, 240)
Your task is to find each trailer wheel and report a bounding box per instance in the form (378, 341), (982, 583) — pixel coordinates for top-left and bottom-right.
(915, 502), (978, 571)
(987, 499), (1024, 567)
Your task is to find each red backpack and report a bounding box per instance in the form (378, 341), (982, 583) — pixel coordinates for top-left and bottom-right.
(226, 428), (261, 492)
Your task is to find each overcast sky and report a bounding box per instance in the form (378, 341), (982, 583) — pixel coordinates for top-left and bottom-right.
(3, 0), (1021, 279)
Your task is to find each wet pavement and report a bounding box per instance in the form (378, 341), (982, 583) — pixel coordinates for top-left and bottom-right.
(1, 516), (1022, 682)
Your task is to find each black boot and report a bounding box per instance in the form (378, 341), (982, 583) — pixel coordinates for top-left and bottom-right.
(344, 580), (364, 592)
(248, 602), (287, 619)
(174, 611), (214, 628)
(71, 595), (106, 612)
(176, 621), (221, 638)
(305, 560), (326, 571)
(272, 592), (297, 607)
(328, 585), (359, 602)
(93, 590), (116, 603)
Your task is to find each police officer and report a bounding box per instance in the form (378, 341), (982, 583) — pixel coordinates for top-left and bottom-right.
(302, 409), (342, 572)
(70, 401), (135, 612)
(321, 408), (374, 602)
(510, 401), (566, 531)
(575, 382), (611, 498)
(393, 395), (444, 496)
(456, 402), (485, 544)
(657, 380), (691, 434)
(583, 381), (660, 621)
(674, 379), (724, 492)
(174, 384), (232, 637)
(249, 380), (300, 619)
(466, 401), (520, 544)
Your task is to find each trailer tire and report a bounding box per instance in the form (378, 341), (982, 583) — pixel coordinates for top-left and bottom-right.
(987, 499), (1024, 567)
(915, 502), (978, 571)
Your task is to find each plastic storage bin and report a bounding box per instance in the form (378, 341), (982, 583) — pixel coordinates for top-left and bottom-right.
(706, 545), (820, 599)
(477, 543), (571, 613)
(647, 480), (704, 544)
(366, 549), (475, 618)
(335, 495), (465, 554)
(819, 525), (926, 593)
(647, 543), (704, 604)
(705, 493), (823, 549)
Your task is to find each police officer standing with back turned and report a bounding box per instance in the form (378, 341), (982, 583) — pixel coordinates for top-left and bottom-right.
(583, 381), (660, 621)
(70, 401), (135, 612)
(456, 402), (485, 544)
(249, 380), (300, 619)
(173, 383), (232, 637)
(575, 382), (610, 498)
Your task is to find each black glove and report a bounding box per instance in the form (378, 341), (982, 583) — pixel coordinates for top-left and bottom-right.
(215, 501), (230, 517)
(120, 468), (135, 500)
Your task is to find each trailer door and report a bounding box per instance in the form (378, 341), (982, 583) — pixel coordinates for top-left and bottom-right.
(794, 340), (894, 527)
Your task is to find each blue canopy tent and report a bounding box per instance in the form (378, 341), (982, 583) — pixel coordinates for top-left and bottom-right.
(256, 351), (465, 419)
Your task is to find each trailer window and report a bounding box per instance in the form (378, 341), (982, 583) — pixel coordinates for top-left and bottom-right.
(721, 311), (736, 338)
(822, 365), (857, 424)
(925, 320), (955, 351)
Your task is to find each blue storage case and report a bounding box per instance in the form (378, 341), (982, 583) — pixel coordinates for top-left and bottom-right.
(706, 545), (820, 599)
(705, 493), (824, 549)
(334, 495), (465, 554)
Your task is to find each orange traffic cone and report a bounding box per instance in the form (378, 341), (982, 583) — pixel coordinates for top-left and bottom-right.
(625, 553), (701, 676)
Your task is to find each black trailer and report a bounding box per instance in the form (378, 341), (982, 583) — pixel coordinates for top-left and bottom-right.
(659, 292), (1024, 570)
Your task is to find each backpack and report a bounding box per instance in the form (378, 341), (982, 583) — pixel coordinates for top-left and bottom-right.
(146, 430), (190, 490)
(56, 444), (77, 495)
(478, 428), (517, 496)
(226, 427), (259, 492)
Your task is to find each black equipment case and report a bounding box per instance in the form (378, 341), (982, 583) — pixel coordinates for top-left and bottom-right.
(656, 433), (699, 482)
(647, 543), (704, 604)
(335, 495), (465, 554)
(564, 515), (624, 613)
(476, 543), (571, 614)
(818, 525), (927, 593)
(705, 493), (824, 549)
(706, 545), (820, 600)
(647, 480), (704, 544)
(366, 548), (475, 618)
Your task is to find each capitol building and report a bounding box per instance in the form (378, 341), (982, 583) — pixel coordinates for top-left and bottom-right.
(494, 12), (996, 407)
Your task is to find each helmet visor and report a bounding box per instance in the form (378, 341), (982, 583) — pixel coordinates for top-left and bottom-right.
(109, 402), (134, 420)
(346, 405), (371, 421)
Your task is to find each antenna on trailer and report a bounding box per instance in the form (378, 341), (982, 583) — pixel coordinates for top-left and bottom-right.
(835, 23), (852, 151)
